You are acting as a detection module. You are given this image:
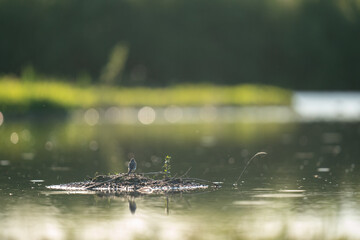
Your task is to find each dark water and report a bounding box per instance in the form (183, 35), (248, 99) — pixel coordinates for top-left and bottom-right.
(1, 120), (360, 239)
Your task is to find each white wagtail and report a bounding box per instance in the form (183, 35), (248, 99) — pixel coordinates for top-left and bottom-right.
(128, 158), (137, 174)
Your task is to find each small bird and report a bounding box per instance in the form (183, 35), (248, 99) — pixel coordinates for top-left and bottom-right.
(128, 158), (137, 174)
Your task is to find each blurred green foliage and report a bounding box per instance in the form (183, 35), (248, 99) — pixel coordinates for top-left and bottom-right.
(0, 0), (359, 90)
(0, 76), (291, 111)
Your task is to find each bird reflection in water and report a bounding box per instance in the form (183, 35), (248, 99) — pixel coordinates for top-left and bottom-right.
(128, 199), (137, 215)
(127, 196), (170, 215)
(127, 195), (171, 215)
(95, 192), (173, 215)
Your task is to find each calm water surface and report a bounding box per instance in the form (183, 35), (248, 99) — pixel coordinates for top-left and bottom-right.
(0, 119), (360, 239)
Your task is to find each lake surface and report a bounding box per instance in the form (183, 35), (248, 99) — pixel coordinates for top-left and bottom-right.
(1, 108), (360, 239)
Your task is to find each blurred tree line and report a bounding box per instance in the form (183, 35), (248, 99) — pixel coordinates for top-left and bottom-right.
(0, 0), (359, 90)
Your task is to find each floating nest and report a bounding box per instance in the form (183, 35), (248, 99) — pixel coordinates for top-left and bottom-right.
(46, 173), (219, 194)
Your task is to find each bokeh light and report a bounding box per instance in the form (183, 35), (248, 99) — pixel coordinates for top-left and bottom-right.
(138, 107), (156, 125)
(104, 107), (121, 123)
(45, 141), (54, 151)
(164, 106), (183, 123)
(84, 108), (100, 126)
(89, 141), (99, 151)
(0, 111), (3, 126)
(21, 129), (31, 142)
(10, 132), (19, 144)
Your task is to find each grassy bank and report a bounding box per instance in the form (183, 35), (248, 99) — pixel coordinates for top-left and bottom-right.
(0, 76), (292, 111)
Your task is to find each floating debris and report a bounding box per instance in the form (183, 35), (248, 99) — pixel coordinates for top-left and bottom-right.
(0, 160), (10, 166)
(317, 168), (330, 173)
(50, 166), (71, 171)
(22, 152), (35, 160)
(46, 173), (217, 194)
(41, 191), (97, 195)
(30, 179), (45, 183)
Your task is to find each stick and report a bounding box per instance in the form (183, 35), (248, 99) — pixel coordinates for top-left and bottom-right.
(179, 167), (192, 178)
(182, 177), (219, 186)
(86, 174), (124, 190)
(164, 173), (178, 182)
(233, 152), (267, 186)
(142, 171), (164, 175)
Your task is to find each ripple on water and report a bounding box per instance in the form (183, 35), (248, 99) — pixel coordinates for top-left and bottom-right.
(254, 192), (305, 198)
(278, 190), (306, 193)
(30, 180), (45, 183)
(233, 200), (272, 206)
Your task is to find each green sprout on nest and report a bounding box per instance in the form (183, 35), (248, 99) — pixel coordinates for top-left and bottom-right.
(163, 155), (171, 179)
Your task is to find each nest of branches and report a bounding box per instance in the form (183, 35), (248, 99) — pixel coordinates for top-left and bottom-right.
(47, 173), (219, 194)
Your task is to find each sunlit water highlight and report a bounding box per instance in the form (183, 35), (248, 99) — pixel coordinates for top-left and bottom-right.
(0, 105), (360, 239)
(70, 92), (360, 125)
(2, 181), (360, 240)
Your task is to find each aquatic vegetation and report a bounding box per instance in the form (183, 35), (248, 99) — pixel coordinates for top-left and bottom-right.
(233, 152), (268, 187)
(162, 155), (171, 178)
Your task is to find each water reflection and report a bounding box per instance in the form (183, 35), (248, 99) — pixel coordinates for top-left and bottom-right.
(0, 176), (360, 239)
(3, 180), (360, 239)
(0, 120), (360, 239)
(128, 199), (137, 215)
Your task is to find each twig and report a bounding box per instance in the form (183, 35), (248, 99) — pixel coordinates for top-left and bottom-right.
(166, 173), (178, 181)
(179, 167), (192, 178)
(182, 177), (219, 186)
(233, 152), (267, 186)
(86, 170), (166, 190)
(142, 171), (165, 175)
(85, 174), (124, 190)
